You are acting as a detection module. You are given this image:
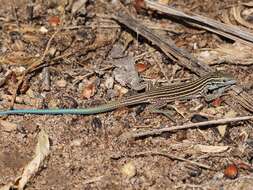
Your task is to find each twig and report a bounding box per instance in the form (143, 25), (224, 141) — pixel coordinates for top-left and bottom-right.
(82, 176), (104, 185)
(130, 115), (253, 138)
(152, 52), (169, 81)
(113, 151), (212, 170)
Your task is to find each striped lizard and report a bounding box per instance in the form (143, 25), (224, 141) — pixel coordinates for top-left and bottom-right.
(0, 72), (236, 116)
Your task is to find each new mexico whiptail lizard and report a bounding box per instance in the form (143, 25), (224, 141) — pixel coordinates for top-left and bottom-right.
(0, 72), (236, 116)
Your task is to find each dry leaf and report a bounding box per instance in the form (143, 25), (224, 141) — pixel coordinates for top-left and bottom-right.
(211, 97), (223, 107)
(135, 63), (148, 73)
(114, 84), (128, 97)
(133, 0), (145, 12)
(39, 26), (48, 33)
(113, 56), (142, 90)
(48, 16), (60, 26)
(81, 82), (96, 99)
(17, 130), (50, 190)
(0, 130), (50, 190)
(55, 79), (67, 88)
(105, 76), (114, 89)
(71, 0), (88, 14)
(194, 144), (229, 153)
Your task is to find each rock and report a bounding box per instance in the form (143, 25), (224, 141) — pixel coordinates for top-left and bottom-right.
(56, 79), (67, 88)
(121, 161), (136, 178)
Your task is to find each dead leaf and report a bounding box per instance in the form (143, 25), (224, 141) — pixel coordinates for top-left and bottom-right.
(135, 63), (148, 73)
(81, 82), (96, 99)
(133, 0), (145, 12)
(39, 26), (48, 34)
(105, 76), (114, 89)
(224, 164), (238, 179)
(114, 84), (128, 97)
(16, 130), (50, 190)
(113, 56), (142, 90)
(48, 16), (60, 26)
(211, 97), (223, 107)
(71, 0), (88, 14)
(0, 130), (50, 190)
(194, 144), (229, 153)
(55, 79), (67, 88)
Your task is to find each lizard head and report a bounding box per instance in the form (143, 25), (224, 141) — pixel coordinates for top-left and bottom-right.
(206, 71), (237, 91)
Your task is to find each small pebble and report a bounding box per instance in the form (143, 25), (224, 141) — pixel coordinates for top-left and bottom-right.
(26, 88), (35, 98)
(224, 164), (238, 179)
(135, 63), (148, 73)
(91, 117), (102, 130)
(121, 162), (136, 178)
(187, 166), (202, 177)
(105, 76), (114, 89)
(70, 139), (83, 147)
(40, 26), (48, 33)
(12, 66), (26, 74)
(56, 79), (67, 88)
(81, 82), (96, 99)
(114, 84), (128, 95)
(191, 114), (209, 123)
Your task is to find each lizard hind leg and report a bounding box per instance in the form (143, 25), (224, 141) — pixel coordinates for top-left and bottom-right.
(148, 99), (177, 122)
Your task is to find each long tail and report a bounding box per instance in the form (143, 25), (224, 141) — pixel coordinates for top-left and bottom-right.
(0, 102), (121, 115)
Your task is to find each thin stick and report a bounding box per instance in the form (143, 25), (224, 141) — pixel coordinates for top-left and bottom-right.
(152, 52), (169, 81)
(113, 151), (212, 170)
(131, 115), (253, 138)
(82, 176), (104, 185)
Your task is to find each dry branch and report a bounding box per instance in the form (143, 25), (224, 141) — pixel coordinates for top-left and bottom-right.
(130, 115), (253, 139)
